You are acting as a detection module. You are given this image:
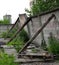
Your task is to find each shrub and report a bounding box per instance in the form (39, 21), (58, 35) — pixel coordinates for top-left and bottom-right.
(0, 19), (10, 24)
(1, 32), (7, 38)
(19, 29), (29, 42)
(8, 38), (24, 52)
(8, 29), (29, 52)
(48, 36), (59, 55)
(0, 52), (18, 65)
(1, 31), (13, 38)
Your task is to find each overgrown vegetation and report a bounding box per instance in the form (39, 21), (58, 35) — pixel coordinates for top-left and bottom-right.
(7, 29), (29, 52)
(0, 19), (10, 24)
(25, 0), (59, 15)
(32, 48), (38, 53)
(1, 21), (29, 52)
(48, 33), (59, 55)
(1, 32), (11, 38)
(0, 52), (18, 65)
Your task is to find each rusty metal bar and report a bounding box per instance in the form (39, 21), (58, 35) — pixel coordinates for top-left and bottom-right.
(18, 14), (56, 54)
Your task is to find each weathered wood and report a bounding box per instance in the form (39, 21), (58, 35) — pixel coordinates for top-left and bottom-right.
(18, 14), (56, 54)
(14, 58), (52, 63)
(18, 54), (52, 58)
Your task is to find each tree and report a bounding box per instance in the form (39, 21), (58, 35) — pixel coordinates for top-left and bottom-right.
(27, 0), (59, 15)
(0, 19), (10, 24)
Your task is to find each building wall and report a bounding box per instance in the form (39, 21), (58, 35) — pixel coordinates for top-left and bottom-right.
(41, 11), (59, 44)
(19, 14), (30, 35)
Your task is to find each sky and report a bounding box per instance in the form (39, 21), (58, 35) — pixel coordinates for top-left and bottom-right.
(0, 0), (30, 23)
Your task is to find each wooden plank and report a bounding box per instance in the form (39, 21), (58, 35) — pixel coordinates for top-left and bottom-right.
(14, 58), (54, 63)
(14, 58), (45, 63)
(18, 53), (53, 59)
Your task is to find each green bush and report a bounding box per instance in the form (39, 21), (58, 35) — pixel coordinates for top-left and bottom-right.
(0, 19), (10, 24)
(0, 52), (18, 65)
(1, 31), (13, 38)
(48, 36), (59, 55)
(32, 48), (38, 53)
(8, 38), (24, 52)
(7, 28), (29, 52)
(1, 32), (7, 38)
(19, 29), (29, 42)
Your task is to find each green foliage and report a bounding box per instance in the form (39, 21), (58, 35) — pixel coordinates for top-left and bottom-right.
(0, 52), (18, 65)
(1, 31), (13, 38)
(1, 32), (7, 38)
(19, 29), (29, 42)
(0, 20), (3, 24)
(0, 19), (10, 24)
(1, 27), (29, 52)
(32, 48), (38, 53)
(8, 38), (24, 52)
(8, 29), (29, 52)
(3, 19), (10, 24)
(26, 0), (59, 15)
(1, 25), (18, 38)
(56, 0), (59, 6)
(48, 36), (59, 54)
(0, 20), (29, 52)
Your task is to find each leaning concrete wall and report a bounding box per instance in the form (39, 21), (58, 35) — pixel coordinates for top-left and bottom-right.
(28, 16), (42, 46)
(19, 14), (29, 34)
(28, 10), (59, 46)
(41, 11), (59, 44)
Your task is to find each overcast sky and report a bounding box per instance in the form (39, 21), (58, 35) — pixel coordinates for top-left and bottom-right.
(0, 0), (30, 23)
